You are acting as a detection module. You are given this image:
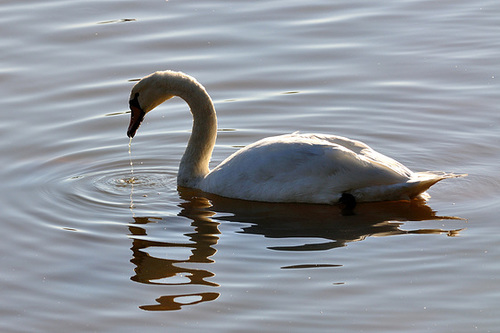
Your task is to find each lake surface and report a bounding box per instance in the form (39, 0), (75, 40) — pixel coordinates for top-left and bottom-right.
(1, 0), (499, 332)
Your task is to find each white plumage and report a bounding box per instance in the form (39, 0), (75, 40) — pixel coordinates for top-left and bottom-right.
(126, 70), (463, 205)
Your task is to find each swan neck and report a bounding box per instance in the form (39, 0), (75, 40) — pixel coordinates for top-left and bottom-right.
(177, 82), (217, 187)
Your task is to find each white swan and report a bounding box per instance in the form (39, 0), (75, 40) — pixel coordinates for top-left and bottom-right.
(127, 70), (464, 205)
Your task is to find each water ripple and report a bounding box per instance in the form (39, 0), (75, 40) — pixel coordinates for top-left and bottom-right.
(36, 150), (177, 218)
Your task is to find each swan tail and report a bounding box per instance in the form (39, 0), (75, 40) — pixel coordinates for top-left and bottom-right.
(351, 172), (466, 202)
(407, 171), (467, 200)
(412, 171), (467, 181)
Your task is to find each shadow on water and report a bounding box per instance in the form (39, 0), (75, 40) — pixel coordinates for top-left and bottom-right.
(129, 187), (464, 311)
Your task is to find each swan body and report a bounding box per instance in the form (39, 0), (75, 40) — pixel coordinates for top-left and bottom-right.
(127, 70), (463, 204)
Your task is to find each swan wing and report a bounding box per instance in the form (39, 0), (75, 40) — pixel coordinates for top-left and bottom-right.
(202, 133), (414, 203)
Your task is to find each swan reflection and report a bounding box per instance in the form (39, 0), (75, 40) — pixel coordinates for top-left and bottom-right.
(129, 188), (463, 311)
(129, 213), (219, 286)
(183, 189), (463, 251)
(128, 196), (221, 311)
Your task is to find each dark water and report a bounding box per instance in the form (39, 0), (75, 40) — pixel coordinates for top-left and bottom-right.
(1, 1), (499, 332)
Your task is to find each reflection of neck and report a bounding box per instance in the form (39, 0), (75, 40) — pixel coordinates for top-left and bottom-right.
(128, 214), (220, 311)
(176, 83), (217, 188)
(178, 194), (221, 263)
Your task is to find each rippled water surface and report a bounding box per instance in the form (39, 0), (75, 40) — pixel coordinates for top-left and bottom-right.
(2, 1), (499, 332)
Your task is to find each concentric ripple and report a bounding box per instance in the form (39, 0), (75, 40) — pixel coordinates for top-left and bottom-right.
(35, 150), (178, 219)
(92, 168), (173, 196)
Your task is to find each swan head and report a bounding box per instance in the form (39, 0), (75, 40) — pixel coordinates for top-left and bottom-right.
(127, 71), (176, 138)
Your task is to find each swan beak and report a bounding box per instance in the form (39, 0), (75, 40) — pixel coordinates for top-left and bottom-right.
(127, 97), (145, 138)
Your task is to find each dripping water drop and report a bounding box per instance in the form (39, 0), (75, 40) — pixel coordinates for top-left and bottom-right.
(128, 137), (135, 210)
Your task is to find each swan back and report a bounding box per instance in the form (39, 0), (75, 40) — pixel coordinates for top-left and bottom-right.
(201, 133), (415, 203)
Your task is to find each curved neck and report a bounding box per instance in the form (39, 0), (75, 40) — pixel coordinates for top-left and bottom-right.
(176, 82), (217, 188)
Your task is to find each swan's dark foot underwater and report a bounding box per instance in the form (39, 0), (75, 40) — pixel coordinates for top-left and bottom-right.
(339, 193), (357, 215)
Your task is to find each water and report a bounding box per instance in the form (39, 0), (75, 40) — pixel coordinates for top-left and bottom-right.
(1, 0), (499, 332)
